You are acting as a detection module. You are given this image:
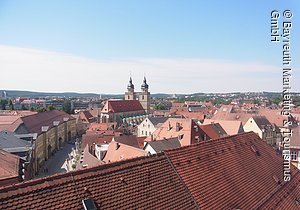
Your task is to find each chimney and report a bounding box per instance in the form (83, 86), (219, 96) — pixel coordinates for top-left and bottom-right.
(115, 142), (120, 150)
(176, 122), (180, 132)
(168, 121), (172, 130)
(97, 109), (100, 123)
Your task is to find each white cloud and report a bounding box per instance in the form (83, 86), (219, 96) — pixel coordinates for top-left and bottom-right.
(0, 45), (298, 94)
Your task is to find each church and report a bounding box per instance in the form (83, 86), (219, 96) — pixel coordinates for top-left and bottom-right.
(100, 77), (150, 126)
(125, 76), (150, 113)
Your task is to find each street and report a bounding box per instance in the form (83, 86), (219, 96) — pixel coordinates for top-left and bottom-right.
(35, 142), (75, 178)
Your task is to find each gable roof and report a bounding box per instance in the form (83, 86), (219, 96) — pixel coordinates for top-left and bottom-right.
(0, 149), (20, 182)
(0, 154), (199, 209)
(0, 130), (31, 153)
(145, 137), (181, 153)
(199, 123), (227, 139)
(102, 100), (145, 113)
(80, 145), (104, 169)
(147, 117), (168, 127)
(1, 132), (300, 209)
(165, 132), (299, 209)
(203, 119), (244, 135)
(79, 111), (96, 123)
(103, 141), (148, 163)
(152, 118), (200, 146)
(113, 135), (141, 149)
(81, 132), (114, 149)
(0, 117), (24, 133)
(211, 111), (252, 125)
(20, 110), (74, 135)
(251, 116), (273, 130)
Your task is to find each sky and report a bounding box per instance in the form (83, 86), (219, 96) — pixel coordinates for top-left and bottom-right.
(0, 0), (299, 94)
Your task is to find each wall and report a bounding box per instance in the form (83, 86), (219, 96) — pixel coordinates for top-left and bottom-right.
(137, 119), (155, 137)
(243, 118), (263, 138)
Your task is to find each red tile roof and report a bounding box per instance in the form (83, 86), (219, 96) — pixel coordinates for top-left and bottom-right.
(113, 135), (141, 149)
(21, 110), (74, 135)
(79, 110), (96, 123)
(80, 145), (104, 169)
(150, 118), (201, 146)
(0, 111), (38, 133)
(102, 100), (145, 113)
(0, 149), (20, 186)
(103, 141), (148, 163)
(0, 117), (23, 133)
(258, 172), (300, 210)
(0, 132), (299, 209)
(175, 111), (205, 120)
(87, 122), (117, 131)
(203, 119), (244, 135)
(199, 123), (227, 139)
(165, 132), (299, 209)
(0, 155), (199, 209)
(81, 132), (114, 149)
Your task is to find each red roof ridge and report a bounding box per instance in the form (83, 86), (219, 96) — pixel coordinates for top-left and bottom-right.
(164, 131), (257, 153)
(0, 153), (164, 196)
(253, 170), (300, 209)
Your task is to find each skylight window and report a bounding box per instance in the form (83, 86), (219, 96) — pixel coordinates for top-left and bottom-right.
(82, 198), (97, 210)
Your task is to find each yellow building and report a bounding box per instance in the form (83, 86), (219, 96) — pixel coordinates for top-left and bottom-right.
(16, 110), (76, 174)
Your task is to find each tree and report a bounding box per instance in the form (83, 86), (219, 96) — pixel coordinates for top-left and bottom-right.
(21, 104), (28, 110)
(63, 100), (73, 114)
(155, 103), (166, 110)
(0, 99), (8, 110)
(47, 105), (55, 111)
(36, 107), (47, 112)
(9, 100), (14, 110)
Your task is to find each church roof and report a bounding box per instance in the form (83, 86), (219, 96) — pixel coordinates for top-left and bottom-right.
(103, 100), (145, 113)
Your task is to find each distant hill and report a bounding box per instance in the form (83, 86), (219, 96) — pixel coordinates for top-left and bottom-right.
(0, 90), (101, 98)
(0, 90), (172, 99)
(1, 90), (298, 99)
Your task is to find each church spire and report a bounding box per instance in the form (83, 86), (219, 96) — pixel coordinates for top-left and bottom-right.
(141, 76), (149, 89)
(127, 77), (134, 89)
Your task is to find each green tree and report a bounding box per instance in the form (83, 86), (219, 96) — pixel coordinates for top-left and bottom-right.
(63, 100), (73, 114)
(0, 99), (8, 110)
(155, 103), (166, 110)
(21, 104), (28, 110)
(47, 105), (55, 111)
(36, 107), (47, 112)
(9, 100), (14, 110)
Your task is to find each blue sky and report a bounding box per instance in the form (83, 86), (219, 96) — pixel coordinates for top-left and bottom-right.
(0, 1), (299, 94)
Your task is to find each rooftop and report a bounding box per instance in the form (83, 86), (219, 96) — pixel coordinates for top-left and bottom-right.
(0, 154), (198, 209)
(102, 100), (145, 113)
(0, 132), (299, 209)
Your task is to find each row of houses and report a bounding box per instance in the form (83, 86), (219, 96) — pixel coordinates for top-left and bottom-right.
(0, 110), (76, 186)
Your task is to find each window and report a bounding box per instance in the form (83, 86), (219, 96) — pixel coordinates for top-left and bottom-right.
(82, 198), (97, 210)
(142, 130), (144, 135)
(145, 131), (147, 136)
(291, 151), (297, 161)
(148, 124), (150, 128)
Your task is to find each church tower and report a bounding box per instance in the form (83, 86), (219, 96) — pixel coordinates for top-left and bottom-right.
(139, 77), (150, 113)
(125, 77), (136, 100)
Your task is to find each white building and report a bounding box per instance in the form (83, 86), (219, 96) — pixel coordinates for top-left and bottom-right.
(137, 117), (168, 137)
